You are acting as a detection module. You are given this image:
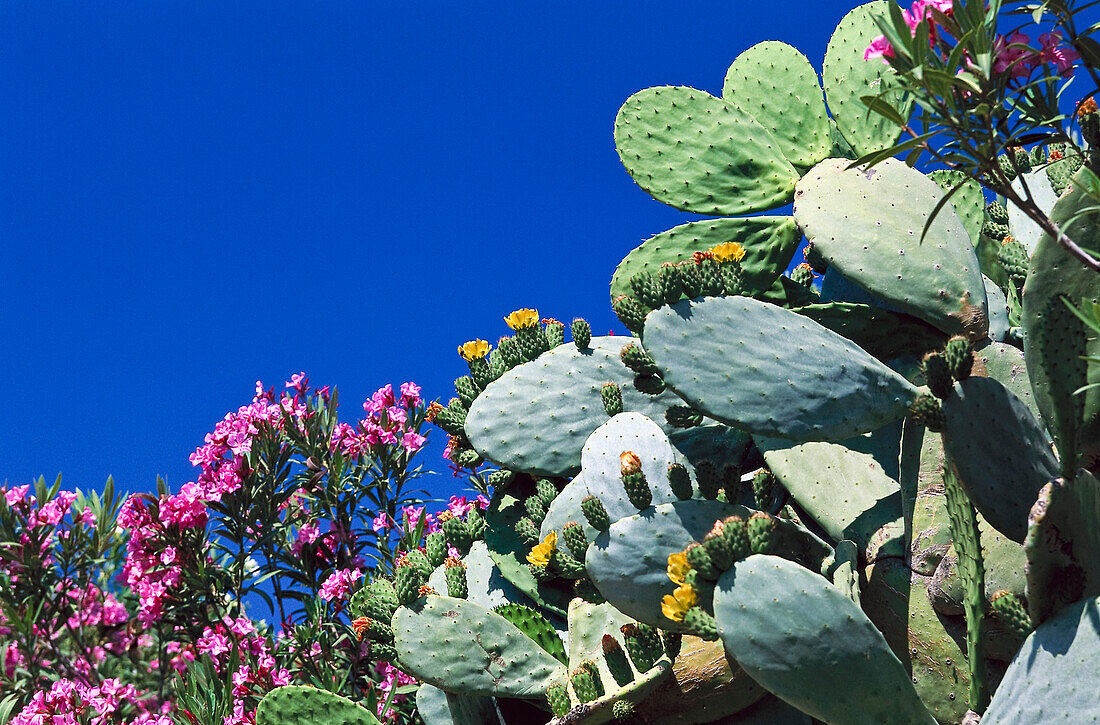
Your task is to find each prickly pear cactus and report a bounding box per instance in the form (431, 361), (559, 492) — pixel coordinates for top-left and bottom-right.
(255, 686), (381, 725)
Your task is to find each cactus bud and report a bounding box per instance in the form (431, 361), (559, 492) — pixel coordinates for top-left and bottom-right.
(602, 382), (624, 416)
(454, 375), (480, 406)
(485, 468), (514, 489)
(619, 451), (642, 476)
(804, 241), (828, 274)
(658, 262), (684, 305)
(530, 563), (553, 581)
(442, 516), (473, 555)
(683, 607), (719, 641)
(633, 373), (666, 395)
(601, 634), (634, 686)
(721, 463), (741, 503)
(432, 399), (468, 436)
(496, 336), (522, 368)
(516, 516), (541, 546)
(570, 664), (598, 704)
(909, 394), (946, 432)
(546, 682), (570, 717)
(989, 589), (1032, 639)
(404, 549), (433, 579)
(943, 336), (974, 381)
(718, 258), (744, 296)
(1078, 96), (1100, 148)
(630, 270), (665, 311)
(425, 530), (447, 568)
(443, 556), (468, 599)
(465, 507), (486, 539)
(997, 235), (1029, 286)
(685, 542), (719, 581)
(562, 521), (589, 559)
(543, 318), (565, 349)
(516, 324), (549, 363)
(535, 478), (558, 508)
(371, 641), (398, 663)
(985, 200), (1009, 225)
(525, 493), (549, 525)
(661, 629), (682, 660)
(620, 464), (652, 511)
(922, 351), (955, 400)
(612, 700), (636, 723)
(790, 262), (814, 288)
(620, 623), (661, 673)
(551, 548), (587, 579)
(613, 295), (647, 334)
(582, 495), (610, 532)
(394, 561), (425, 606)
(703, 520), (735, 572)
(678, 260), (704, 299)
(751, 471), (775, 511)
(356, 578), (399, 622)
(467, 356), (493, 389)
(695, 460), (721, 500)
(720, 515), (751, 562)
(665, 405), (703, 428)
(452, 446), (484, 470)
(667, 463), (693, 501)
(571, 318), (592, 350)
(747, 512), (776, 555)
(696, 256), (722, 297)
(620, 344), (658, 375)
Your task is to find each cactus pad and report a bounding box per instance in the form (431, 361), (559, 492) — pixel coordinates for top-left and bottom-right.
(255, 686), (381, 725)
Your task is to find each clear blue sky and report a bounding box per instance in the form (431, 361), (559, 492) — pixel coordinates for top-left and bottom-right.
(0, 1), (973, 500)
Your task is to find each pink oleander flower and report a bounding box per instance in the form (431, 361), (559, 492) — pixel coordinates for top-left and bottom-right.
(371, 512), (393, 532)
(1039, 31), (1080, 77)
(447, 496), (473, 518)
(4, 484), (30, 508)
(399, 381), (422, 407)
(401, 430), (427, 454)
(993, 31), (1036, 79)
(865, 0), (955, 63)
(319, 567), (362, 602)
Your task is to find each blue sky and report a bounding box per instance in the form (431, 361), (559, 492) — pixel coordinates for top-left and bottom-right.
(0, 1), (1003, 500)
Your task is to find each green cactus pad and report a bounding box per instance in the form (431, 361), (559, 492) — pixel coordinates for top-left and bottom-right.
(984, 275), (1011, 342)
(794, 158), (988, 338)
(929, 169), (986, 248)
(255, 686), (381, 725)
(668, 424), (751, 473)
(424, 541), (530, 611)
(755, 433), (905, 560)
(793, 301), (946, 361)
(392, 595), (566, 698)
(610, 217), (801, 307)
(983, 594), (1100, 723)
(1007, 169), (1060, 254)
(713, 555), (934, 725)
(1021, 176), (1100, 468)
(540, 413), (685, 545)
(1024, 470), (1100, 626)
(415, 685), (502, 725)
(492, 603), (568, 664)
(614, 86), (798, 216)
(941, 376), (1060, 542)
(722, 41), (831, 168)
(465, 337), (687, 477)
(973, 341), (1039, 421)
(822, 2), (913, 157)
(642, 296), (919, 441)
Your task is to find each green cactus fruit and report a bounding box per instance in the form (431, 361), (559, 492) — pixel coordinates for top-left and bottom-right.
(697, 257), (722, 297)
(601, 634), (635, 687)
(551, 548), (587, 579)
(720, 516), (751, 563)
(982, 218), (1010, 243)
(468, 357), (493, 389)
(433, 399), (467, 437)
(582, 495), (611, 532)
(695, 461), (720, 500)
(620, 457), (653, 511)
(544, 318), (565, 349)
(613, 295), (647, 334)
(530, 563), (553, 581)
(350, 578), (398, 623)
(535, 478), (558, 509)
(612, 700), (636, 723)
(1012, 146), (1033, 173)
(921, 352), (955, 400)
(516, 516), (540, 546)
(443, 515), (473, 555)
(371, 640), (398, 662)
(633, 374), (666, 396)
(496, 336), (522, 368)
(465, 508), (486, 539)
(660, 630), (682, 660)
(394, 562), (425, 606)
(255, 686), (381, 725)
(571, 664), (599, 703)
(487, 351), (507, 382)
(683, 607), (719, 641)
(943, 336), (974, 381)
(546, 682), (570, 718)
(658, 263), (685, 305)
(620, 344), (658, 375)
(998, 152), (1020, 182)
(989, 589), (1032, 639)
(602, 382), (624, 416)
(665, 405), (703, 429)
(581, 659), (605, 698)
(575, 577), (606, 605)
(630, 270), (665, 311)
(704, 523), (735, 572)
(909, 394), (946, 432)
(668, 464), (693, 501)
(721, 463), (741, 503)
(719, 259), (744, 296)
(453, 446), (485, 470)
(746, 512), (776, 555)
(485, 469), (515, 489)
(679, 261), (703, 299)
(571, 318), (591, 350)
(424, 531), (447, 568)
(516, 325), (549, 362)
(804, 241), (828, 274)
(751, 471), (775, 511)
(790, 262), (814, 289)
(685, 543), (720, 581)
(444, 557), (469, 599)
(353, 616), (394, 643)
(454, 375), (480, 406)
(997, 235), (1029, 284)
(562, 521), (589, 560)
(620, 623), (661, 673)
(986, 200), (1009, 225)
(525, 494), (549, 525)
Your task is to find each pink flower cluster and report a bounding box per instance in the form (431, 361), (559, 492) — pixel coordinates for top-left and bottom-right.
(194, 615), (292, 725)
(319, 567), (362, 602)
(864, 0), (955, 61)
(331, 383), (427, 458)
(11, 678), (170, 725)
(374, 661), (417, 720)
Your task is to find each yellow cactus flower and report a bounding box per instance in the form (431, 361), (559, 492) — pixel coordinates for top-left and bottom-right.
(458, 339), (491, 362)
(527, 531), (558, 567)
(709, 242), (746, 263)
(666, 551), (692, 586)
(661, 583), (698, 623)
(504, 308), (540, 330)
